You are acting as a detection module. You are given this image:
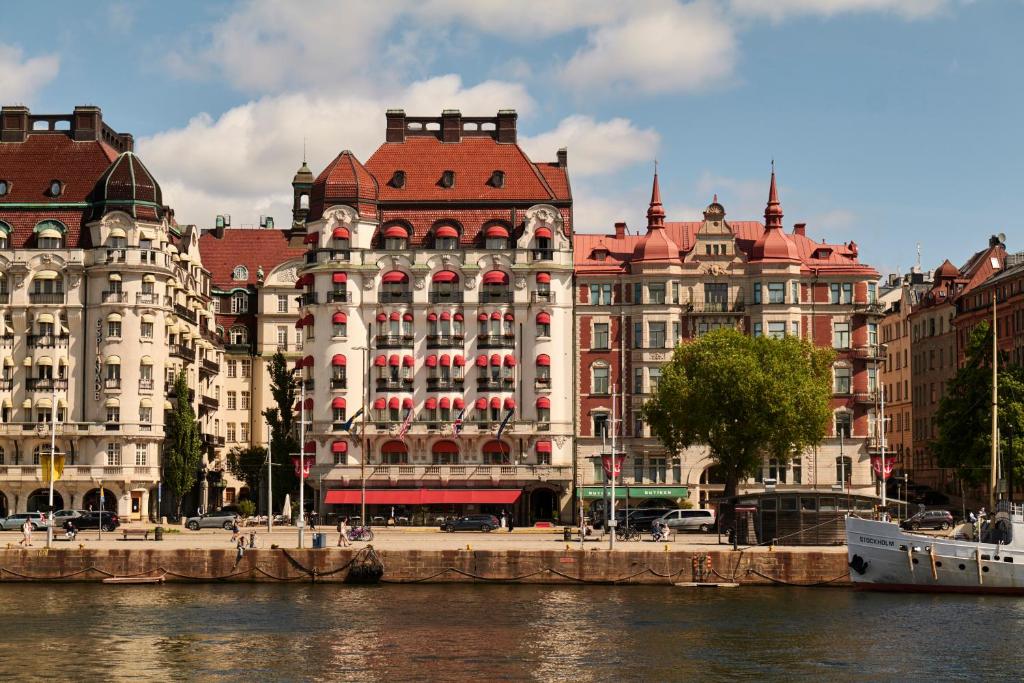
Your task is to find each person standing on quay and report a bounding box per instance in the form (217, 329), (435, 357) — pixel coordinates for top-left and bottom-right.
(500, 510), (507, 530)
(507, 512), (515, 534)
(337, 516), (351, 547)
(20, 518), (33, 547)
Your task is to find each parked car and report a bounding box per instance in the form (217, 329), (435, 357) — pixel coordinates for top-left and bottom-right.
(900, 510), (954, 531)
(657, 509), (717, 533)
(185, 511), (238, 531)
(624, 508), (675, 531)
(0, 512), (48, 531)
(440, 514), (501, 532)
(70, 511), (120, 531)
(53, 509), (86, 524)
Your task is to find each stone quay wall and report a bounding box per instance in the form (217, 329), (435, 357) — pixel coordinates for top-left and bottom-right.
(0, 548), (851, 586)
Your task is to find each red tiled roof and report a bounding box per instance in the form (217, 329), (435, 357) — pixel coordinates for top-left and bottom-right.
(0, 133), (118, 203)
(365, 137), (559, 203)
(308, 151), (378, 221)
(199, 228), (305, 288)
(535, 163), (571, 201)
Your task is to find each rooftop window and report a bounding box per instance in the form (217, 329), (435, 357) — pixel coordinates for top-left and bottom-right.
(0, 181), (8, 196)
(489, 170), (505, 188)
(390, 170), (406, 189)
(439, 170), (455, 188)
(48, 180), (63, 197)
(232, 265), (248, 281)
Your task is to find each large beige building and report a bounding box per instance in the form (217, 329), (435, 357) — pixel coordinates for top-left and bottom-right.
(0, 105), (224, 520)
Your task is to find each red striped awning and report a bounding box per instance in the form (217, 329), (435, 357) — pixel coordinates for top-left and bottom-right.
(536, 272), (551, 284)
(383, 226), (408, 238)
(325, 488), (522, 505)
(485, 225), (509, 238)
(332, 272), (347, 283)
(332, 397), (346, 409)
(432, 270), (459, 283)
(333, 227), (350, 240)
(332, 354), (346, 366)
(382, 270), (408, 284)
(483, 270), (508, 285)
(435, 225), (458, 238)
(536, 397), (550, 409)
(535, 227), (553, 239)
(333, 312), (347, 323)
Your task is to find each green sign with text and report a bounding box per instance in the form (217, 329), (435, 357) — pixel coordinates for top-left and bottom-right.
(579, 486), (688, 500)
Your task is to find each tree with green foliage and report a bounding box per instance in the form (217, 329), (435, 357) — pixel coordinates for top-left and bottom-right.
(225, 444), (267, 496)
(642, 328), (835, 498)
(934, 321), (1024, 490)
(164, 370), (203, 519)
(262, 352), (299, 514)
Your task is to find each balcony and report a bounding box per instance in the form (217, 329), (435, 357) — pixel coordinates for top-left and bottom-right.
(476, 377), (513, 390)
(380, 290), (412, 304)
(174, 303), (198, 325)
(202, 433), (227, 447)
(854, 302), (886, 318)
(139, 379), (154, 392)
(224, 343), (251, 355)
(686, 300), (745, 314)
(427, 334), (464, 348)
(0, 464), (162, 482)
(331, 378), (348, 390)
(477, 334), (515, 349)
(353, 464), (573, 482)
(305, 248), (350, 264)
(105, 249), (127, 263)
(300, 292), (319, 306)
(303, 378), (315, 391)
(27, 378), (68, 391)
(376, 378), (410, 391)
(103, 378), (121, 390)
(853, 391), (877, 404)
(531, 291), (556, 304)
(531, 249), (554, 262)
(426, 377), (465, 391)
(201, 357), (220, 375)
(166, 386), (195, 402)
(101, 291), (128, 304)
(428, 290), (464, 304)
(200, 395), (219, 411)
(535, 377), (552, 391)
(375, 334), (414, 348)
(170, 344), (194, 363)
(29, 292), (64, 305)
(480, 290), (513, 304)
(27, 334), (69, 349)
(136, 293), (161, 305)
(329, 290), (348, 303)
(853, 344), (884, 361)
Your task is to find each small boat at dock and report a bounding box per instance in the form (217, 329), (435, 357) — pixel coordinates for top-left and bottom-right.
(102, 575), (165, 585)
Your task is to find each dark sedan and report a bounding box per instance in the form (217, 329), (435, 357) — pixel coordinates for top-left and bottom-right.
(900, 510), (954, 531)
(70, 511), (120, 532)
(440, 514), (500, 532)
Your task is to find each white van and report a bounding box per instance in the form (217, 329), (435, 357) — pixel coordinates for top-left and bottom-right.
(658, 509), (716, 533)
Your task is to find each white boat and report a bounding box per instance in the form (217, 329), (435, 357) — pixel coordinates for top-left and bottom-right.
(846, 505), (1024, 594)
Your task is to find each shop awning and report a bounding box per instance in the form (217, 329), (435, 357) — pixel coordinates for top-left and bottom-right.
(325, 488), (522, 505)
(578, 486), (689, 500)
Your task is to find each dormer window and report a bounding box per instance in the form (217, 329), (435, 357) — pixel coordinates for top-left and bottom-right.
(592, 248), (608, 261)
(439, 170), (455, 188)
(0, 181), (8, 196)
(489, 170), (505, 188)
(232, 265), (248, 281)
(390, 170), (406, 189)
(48, 180), (62, 197)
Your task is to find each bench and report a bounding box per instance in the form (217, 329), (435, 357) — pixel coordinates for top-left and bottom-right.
(121, 529), (151, 541)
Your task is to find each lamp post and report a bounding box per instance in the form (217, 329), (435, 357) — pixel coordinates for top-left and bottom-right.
(297, 381), (307, 548)
(45, 381), (58, 549)
(355, 335), (371, 526)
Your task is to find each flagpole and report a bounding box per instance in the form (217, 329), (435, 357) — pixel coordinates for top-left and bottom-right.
(298, 381), (306, 548)
(609, 384), (616, 551)
(45, 380), (57, 548)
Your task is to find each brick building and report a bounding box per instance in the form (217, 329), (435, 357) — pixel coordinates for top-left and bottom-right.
(574, 169), (882, 510)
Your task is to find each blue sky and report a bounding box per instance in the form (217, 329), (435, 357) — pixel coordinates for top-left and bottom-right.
(2, 0), (1020, 275)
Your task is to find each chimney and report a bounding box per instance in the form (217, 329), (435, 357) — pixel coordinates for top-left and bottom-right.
(72, 105), (102, 142)
(1, 105), (29, 143)
(557, 147), (568, 168)
(385, 109), (406, 143)
(441, 109), (462, 143)
(793, 223), (806, 237)
(496, 109), (517, 143)
(614, 222), (627, 239)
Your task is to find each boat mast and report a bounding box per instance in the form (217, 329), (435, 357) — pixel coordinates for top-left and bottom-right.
(991, 293), (998, 512)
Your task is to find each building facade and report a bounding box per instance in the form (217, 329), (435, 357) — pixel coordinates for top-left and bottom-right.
(574, 170), (882, 511)
(0, 105), (224, 519)
(296, 110), (575, 523)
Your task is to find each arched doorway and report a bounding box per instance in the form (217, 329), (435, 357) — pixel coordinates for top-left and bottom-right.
(26, 488), (63, 512)
(83, 488), (117, 513)
(0, 492), (9, 517)
(530, 488), (557, 523)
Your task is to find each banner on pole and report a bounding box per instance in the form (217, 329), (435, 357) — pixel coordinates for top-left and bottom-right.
(41, 453), (65, 483)
(292, 455), (314, 479)
(601, 453), (626, 477)
(870, 455), (894, 479)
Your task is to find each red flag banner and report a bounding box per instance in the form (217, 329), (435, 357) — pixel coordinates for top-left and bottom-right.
(292, 455), (314, 479)
(870, 455), (894, 479)
(601, 453), (626, 477)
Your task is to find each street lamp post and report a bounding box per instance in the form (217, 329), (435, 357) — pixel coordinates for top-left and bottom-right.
(355, 335), (371, 526)
(297, 381), (307, 548)
(45, 382), (59, 549)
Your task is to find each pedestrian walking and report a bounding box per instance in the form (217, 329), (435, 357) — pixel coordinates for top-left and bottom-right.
(20, 518), (33, 547)
(230, 520), (240, 543)
(310, 510), (318, 530)
(337, 516), (351, 547)
(500, 510), (507, 530)
(507, 512), (515, 534)
(249, 531), (257, 549)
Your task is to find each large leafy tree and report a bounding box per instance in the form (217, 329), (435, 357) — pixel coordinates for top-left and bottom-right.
(934, 321), (1024, 490)
(262, 352), (299, 513)
(164, 370), (203, 519)
(642, 328), (834, 498)
(225, 445), (267, 496)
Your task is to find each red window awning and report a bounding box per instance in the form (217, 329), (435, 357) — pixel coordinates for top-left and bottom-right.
(536, 440), (552, 454)
(439, 397), (451, 409)
(536, 354), (550, 366)
(376, 313), (387, 322)
(303, 397), (314, 410)
(536, 312), (550, 324)
(427, 312), (438, 322)
(453, 397), (465, 409)
(402, 397), (413, 409)
(475, 355), (487, 367)
(490, 353), (501, 366)
(504, 398), (516, 410)
(302, 355), (314, 368)
(403, 312), (413, 322)
(425, 397), (437, 409)
(504, 313), (514, 321)
(453, 312), (464, 321)
(383, 226), (408, 239)
(475, 398), (487, 410)
(504, 355), (516, 367)
(483, 440), (508, 454)
(332, 354), (346, 366)
(332, 272), (347, 283)
(304, 232), (319, 244)
(325, 488), (522, 505)
(535, 227), (553, 239)
(483, 270), (508, 285)
(332, 397), (346, 409)
(485, 225), (509, 238)
(304, 440), (316, 453)
(388, 397), (400, 410)
(536, 272), (551, 284)
(490, 397), (501, 409)
(388, 354), (400, 366)
(433, 440), (458, 454)
(390, 311), (400, 321)
(453, 355), (465, 366)
(440, 354), (451, 367)
(333, 227), (350, 240)
(426, 355), (438, 368)
(536, 397), (550, 409)
(374, 355), (386, 367)
(490, 311), (501, 320)
(333, 312), (347, 323)
(403, 355), (414, 367)
(440, 311), (451, 321)
(373, 398), (386, 410)
(435, 225), (458, 238)
(332, 440), (348, 453)
(382, 440), (407, 454)
(432, 270), (459, 283)
(382, 271), (408, 284)
(477, 312), (488, 322)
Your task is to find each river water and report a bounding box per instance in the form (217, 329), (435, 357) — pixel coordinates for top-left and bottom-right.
(0, 583), (1021, 681)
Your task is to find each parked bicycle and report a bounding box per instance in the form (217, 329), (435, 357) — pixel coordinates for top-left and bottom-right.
(348, 525), (374, 542)
(614, 525), (641, 542)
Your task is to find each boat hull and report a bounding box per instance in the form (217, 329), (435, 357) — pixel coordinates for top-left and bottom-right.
(845, 516), (1024, 594)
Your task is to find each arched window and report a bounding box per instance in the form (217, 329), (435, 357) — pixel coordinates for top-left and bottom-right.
(0, 220), (10, 249)
(381, 440), (408, 465)
(482, 440), (511, 465)
(231, 291), (248, 314)
(34, 220), (66, 249)
(433, 224), (459, 250)
(232, 265), (248, 281)
(536, 354), (551, 385)
(230, 326), (248, 345)
(382, 224), (409, 251)
(835, 411), (852, 439)
(536, 311), (551, 338)
(484, 224), (509, 250)
(432, 440), (459, 465)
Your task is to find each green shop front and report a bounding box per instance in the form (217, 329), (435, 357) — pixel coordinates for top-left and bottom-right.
(580, 486), (689, 523)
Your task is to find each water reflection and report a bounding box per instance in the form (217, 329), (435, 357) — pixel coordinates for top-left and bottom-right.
(0, 584), (1021, 681)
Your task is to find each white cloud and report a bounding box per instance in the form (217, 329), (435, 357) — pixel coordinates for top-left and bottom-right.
(138, 76), (534, 226)
(560, 2), (738, 95)
(0, 44), (59, 104)
(695, 171), (770, 220)
(571, 185), (648, 234)
(520, 115), (659, 177)
(729, 0), (949, 21)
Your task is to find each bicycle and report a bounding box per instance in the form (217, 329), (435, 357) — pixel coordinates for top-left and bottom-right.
(614, 525), (641, 542)
(348, 525), (374, 542)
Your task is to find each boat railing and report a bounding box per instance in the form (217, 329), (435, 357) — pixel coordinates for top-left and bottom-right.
(995, 500), (1024, 521)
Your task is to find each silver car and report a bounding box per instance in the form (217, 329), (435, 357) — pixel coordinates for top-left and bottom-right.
(185, 512), (238, 531)
(658, 509), (716, 533)
(0, 512), (48, 530)
(53, 509), (86, 524)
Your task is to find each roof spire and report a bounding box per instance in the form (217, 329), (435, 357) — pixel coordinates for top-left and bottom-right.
(764, 162), (783, 230)
(647, 164), (665, 231)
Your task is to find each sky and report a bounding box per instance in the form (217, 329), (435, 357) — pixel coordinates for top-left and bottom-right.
(1, 0), (1021, 276)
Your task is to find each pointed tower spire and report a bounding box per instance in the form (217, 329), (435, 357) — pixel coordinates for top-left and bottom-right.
(764, 162), (783, 230)
(647, 164), (666, 231)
